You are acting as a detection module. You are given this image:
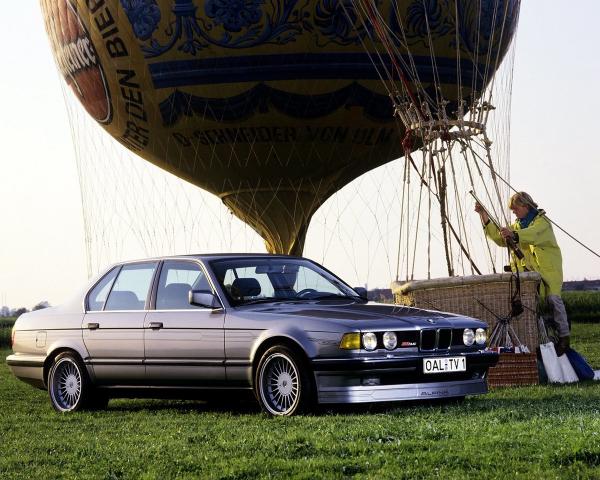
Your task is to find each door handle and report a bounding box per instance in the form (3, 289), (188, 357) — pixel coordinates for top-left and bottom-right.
(149, 322), (163, 330)
(87, 322), (99, 330)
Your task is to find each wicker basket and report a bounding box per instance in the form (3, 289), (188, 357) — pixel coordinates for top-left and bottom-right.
(487, 353), (539, 388)
(391, 272), (542, 351)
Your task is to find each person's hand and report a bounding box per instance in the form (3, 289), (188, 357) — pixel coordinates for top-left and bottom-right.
(500, 227), (514, 240)
(474, 202), (489, 224)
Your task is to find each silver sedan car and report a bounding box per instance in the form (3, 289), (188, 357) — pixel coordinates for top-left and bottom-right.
(7, 254), (498, 415)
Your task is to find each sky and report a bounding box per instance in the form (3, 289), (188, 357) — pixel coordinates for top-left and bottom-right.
(1, 1), (600, 309)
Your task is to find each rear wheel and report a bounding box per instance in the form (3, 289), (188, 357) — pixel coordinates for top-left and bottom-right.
(255, 346), (314, 416)
(48, 352), (105, 412)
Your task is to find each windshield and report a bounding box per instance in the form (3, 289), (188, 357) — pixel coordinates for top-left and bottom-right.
(209, 258), (360, 306)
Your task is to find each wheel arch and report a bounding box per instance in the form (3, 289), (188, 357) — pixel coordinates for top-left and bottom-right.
(250, 335), (313, 388)
(43, 347), (88, 387)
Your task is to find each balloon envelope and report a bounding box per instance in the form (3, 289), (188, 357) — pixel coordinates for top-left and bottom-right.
(41, 0), (519, 254)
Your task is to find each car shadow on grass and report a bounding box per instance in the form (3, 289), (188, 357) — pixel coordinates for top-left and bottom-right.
(101, 381), (600, 416)
(105, 394), (262, 415)
(104, 396), (467, 416)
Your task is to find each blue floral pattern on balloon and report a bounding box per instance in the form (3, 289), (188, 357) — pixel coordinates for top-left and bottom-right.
(404, 0), (452, 46)
(205, 0), (264, 33)
(400, 0), (519, 58)
(139, 0), (309, 58)
(455, 0), (519, 56)
(120, 0), (162, 41)
(314, 0), (372, 46)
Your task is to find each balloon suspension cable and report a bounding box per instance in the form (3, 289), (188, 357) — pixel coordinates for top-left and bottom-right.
(356, 0), (425, 123)
(396, 103), (494, 277)
(353, 1), (522, 279)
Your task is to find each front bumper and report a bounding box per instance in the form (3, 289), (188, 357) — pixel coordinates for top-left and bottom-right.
(311, 350), (498, 404)
(318, 378), (487, 403)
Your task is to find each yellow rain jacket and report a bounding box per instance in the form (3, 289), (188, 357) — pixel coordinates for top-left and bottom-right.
(484, 212), (563, 298)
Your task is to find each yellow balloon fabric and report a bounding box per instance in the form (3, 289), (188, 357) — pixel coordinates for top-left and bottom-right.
(41, 0), (519, 255)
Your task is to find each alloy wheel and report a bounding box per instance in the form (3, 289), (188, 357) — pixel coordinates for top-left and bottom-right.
(258, 352), (301, 415)
(49, 356), (83, 412)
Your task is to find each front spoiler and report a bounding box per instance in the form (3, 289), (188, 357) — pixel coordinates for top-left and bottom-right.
(317, 378), (487, 404)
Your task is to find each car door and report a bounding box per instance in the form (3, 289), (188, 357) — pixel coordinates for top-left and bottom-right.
(144, 260), (226, 385)
(82, 261), (158, 384)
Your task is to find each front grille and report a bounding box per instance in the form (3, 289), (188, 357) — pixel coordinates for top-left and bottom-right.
(420, 328), (453, 351)
(420, 330), (436, 350)
(438, 329), (452, 349)
(452, 329), (466, 346)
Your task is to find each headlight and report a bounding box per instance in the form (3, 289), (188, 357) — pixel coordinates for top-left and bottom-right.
(362, 332), (378, 351)
(475, 328), (487, 345)
(383, 331), (397, 350)
(463, 328), (475, 346)
(339, 332), (361, 350)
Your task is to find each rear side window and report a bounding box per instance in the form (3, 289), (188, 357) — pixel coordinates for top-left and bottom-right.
(104, 262), (158, 311)
(156, 261), (210, 310)
(87, 267), (119, 311)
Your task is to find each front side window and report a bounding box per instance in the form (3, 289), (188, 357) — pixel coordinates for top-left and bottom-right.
(211, 258), (358, 306)
(156, 261), (210, 309)
(87, 267), (119, 311)
(104, 262), (158, 311)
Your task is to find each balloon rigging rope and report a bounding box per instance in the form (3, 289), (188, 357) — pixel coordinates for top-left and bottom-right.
(341, 1), (396, 99)
(351, 0), (526, 279)
(369, 0), (436, 106)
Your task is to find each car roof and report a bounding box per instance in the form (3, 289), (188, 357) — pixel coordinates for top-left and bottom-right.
(114, 253), (307, 265)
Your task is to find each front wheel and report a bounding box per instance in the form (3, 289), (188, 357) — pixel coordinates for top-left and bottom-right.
(48, 352), (99, 412)
(255, 346), (314, 416)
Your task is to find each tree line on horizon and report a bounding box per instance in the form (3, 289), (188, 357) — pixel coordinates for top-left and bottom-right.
(1, 301), (50, 319)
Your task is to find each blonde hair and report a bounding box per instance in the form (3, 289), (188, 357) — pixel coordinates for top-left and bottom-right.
(509, 191), (538, 210)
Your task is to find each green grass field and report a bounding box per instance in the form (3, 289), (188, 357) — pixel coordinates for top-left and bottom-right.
(1, 324), (600, 479)
(563, 291), (600, 322)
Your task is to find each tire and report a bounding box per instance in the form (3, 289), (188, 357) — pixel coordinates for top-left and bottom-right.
(47, 352), (102, 412)
(255, 346), (314, 416)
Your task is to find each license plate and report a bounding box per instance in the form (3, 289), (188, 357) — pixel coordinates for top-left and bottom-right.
(423, 357), (466, 374)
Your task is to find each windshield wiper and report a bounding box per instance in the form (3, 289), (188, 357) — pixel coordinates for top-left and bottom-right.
(311, 294), (368, 302)
(310, 294), (352, 300)
(238, 297), (294, 306)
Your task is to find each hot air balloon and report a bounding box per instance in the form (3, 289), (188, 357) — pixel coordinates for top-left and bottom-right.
(40, 0), (520, 257)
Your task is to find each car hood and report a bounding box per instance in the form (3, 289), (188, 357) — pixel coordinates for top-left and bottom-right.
(236, 300), (485, 330)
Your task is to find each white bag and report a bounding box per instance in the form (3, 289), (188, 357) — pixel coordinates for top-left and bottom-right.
(540, 342), (565, 384)
(557, 354), (579, 383)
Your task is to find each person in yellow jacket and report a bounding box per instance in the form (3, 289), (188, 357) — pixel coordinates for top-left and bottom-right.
(475, 191), (570, 355)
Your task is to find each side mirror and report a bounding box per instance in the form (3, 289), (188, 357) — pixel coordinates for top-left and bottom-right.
(189, 290), (221, 309)
(353, 287), (368, 300)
